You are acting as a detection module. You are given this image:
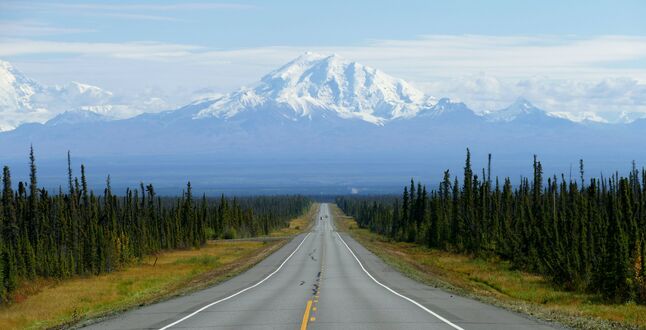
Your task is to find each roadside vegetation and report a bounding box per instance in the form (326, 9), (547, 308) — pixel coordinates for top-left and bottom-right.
(333, 205), (646, 329)
(269, 204), (318, 237)
(334, 149), (646, 329)
(0, 149), (314, 329)
(0, 205), (316, 330)
(0, 240), (277, 329)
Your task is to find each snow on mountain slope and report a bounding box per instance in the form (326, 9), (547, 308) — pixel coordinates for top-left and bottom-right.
(0, 60), (50, 130)
(550, 111), (608, 123)
(0, 60), (46, 111)
(0, 60), (171, 131)
(484, 98), (549, 122)
(194, 52), (437, 125)
(2, 54), (644, 169)
(415, 97), (481, 121)
(45, 110), (110, 126)
(483, 97), (577, 126)
(2, 54), (604, 134)
(54, 81), (114, 105)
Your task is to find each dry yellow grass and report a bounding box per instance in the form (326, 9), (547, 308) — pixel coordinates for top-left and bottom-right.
(0, 241), (281, 330)
(0, 205), (317, 330)
(269, 203), (317, 237)
(331, 204), (646, 330)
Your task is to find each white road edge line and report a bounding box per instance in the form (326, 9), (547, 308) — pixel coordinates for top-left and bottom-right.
(158, 232), (312, 330)
(335, 231), (465, 330)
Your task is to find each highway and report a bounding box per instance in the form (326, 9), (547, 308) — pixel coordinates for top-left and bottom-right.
(84, 203), (561, 329)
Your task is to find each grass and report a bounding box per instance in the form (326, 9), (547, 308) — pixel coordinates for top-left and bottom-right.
(331, 204), (646, 330)
(0, 204), (317, 330)
(268, 203), (318, 237)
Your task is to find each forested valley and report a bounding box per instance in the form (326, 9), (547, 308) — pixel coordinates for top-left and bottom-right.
(0, 148), (311, 301)
(337, 150), (646, 304)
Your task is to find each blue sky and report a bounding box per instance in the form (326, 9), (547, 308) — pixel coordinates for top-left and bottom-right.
(1, 0), (646, 119)
(3, 1), (645, 45)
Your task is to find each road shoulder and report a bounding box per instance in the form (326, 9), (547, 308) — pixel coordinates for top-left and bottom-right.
(80, 232), (310, 330)
(331, 204), (572, 330)
(0, 205), (318, 330)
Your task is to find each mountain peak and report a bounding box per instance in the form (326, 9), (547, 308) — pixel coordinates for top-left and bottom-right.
(0, 59), (46, 119)
(486, 97), (546, 122)
(62, 81), (114, 99)
(509, 97), (537, 112)
(196, 53), (432, 124)
(0, 58), (40, 85)
(431, 98), (468, 113)
(45, 110), (109, 127)
(0, 59), (14, 70)
(436, 97), (460, 106)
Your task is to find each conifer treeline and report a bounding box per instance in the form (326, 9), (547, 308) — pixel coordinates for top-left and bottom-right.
(0, 149), (311, 301)
(337, 150), (646, 304)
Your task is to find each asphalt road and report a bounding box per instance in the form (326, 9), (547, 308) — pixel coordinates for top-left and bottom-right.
(83, 203), (561, 330)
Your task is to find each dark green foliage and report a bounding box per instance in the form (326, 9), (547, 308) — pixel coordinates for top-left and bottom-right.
(337, 151), (646, 304)
(0, 151), (311, 302)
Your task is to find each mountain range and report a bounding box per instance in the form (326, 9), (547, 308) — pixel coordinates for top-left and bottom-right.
(0, 60), (169, 131)
(1, 53), (645, 194)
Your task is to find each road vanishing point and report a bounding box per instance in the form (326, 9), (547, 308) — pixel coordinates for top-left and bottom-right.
(84, 204), (560, 330)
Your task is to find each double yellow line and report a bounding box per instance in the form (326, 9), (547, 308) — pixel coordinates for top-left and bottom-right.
(301, 282), (320, 329)
(302, 209), (326, 330)
(300, 275), (321, 329)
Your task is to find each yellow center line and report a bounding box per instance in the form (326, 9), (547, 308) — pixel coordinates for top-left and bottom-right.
(300, 300), (313, 330)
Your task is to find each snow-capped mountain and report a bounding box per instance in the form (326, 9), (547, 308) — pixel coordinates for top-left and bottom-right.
(485, 98), (551, 122)
(0, 60), (50, 131)
(416, 98), (481, 121)
(0, 60), (43, 109)
(0, 60), (171, 131)
(1, 53), (646, 194)
(550, 111), (608, 123)
(193, 52), (437, 125)
(0, 60), (116, 130)
(54, 81), (113, 105)
(45, 110), (110, 127)
(6, 54), (636, 132)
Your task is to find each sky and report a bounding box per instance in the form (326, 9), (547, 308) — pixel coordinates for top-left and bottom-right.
(1, 0), (646, 120)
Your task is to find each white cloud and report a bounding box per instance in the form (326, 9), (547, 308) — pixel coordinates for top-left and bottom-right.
(3, 35), (646, 78)
(0, 39), (202, 60)
(423, 74), (646, 120)
(0, 20), (94, 37)
(333, 35), (646, 82)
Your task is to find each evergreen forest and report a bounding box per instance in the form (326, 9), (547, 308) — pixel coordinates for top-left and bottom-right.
(0, 148), (310, 301)
(337, 150), (646, 304)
